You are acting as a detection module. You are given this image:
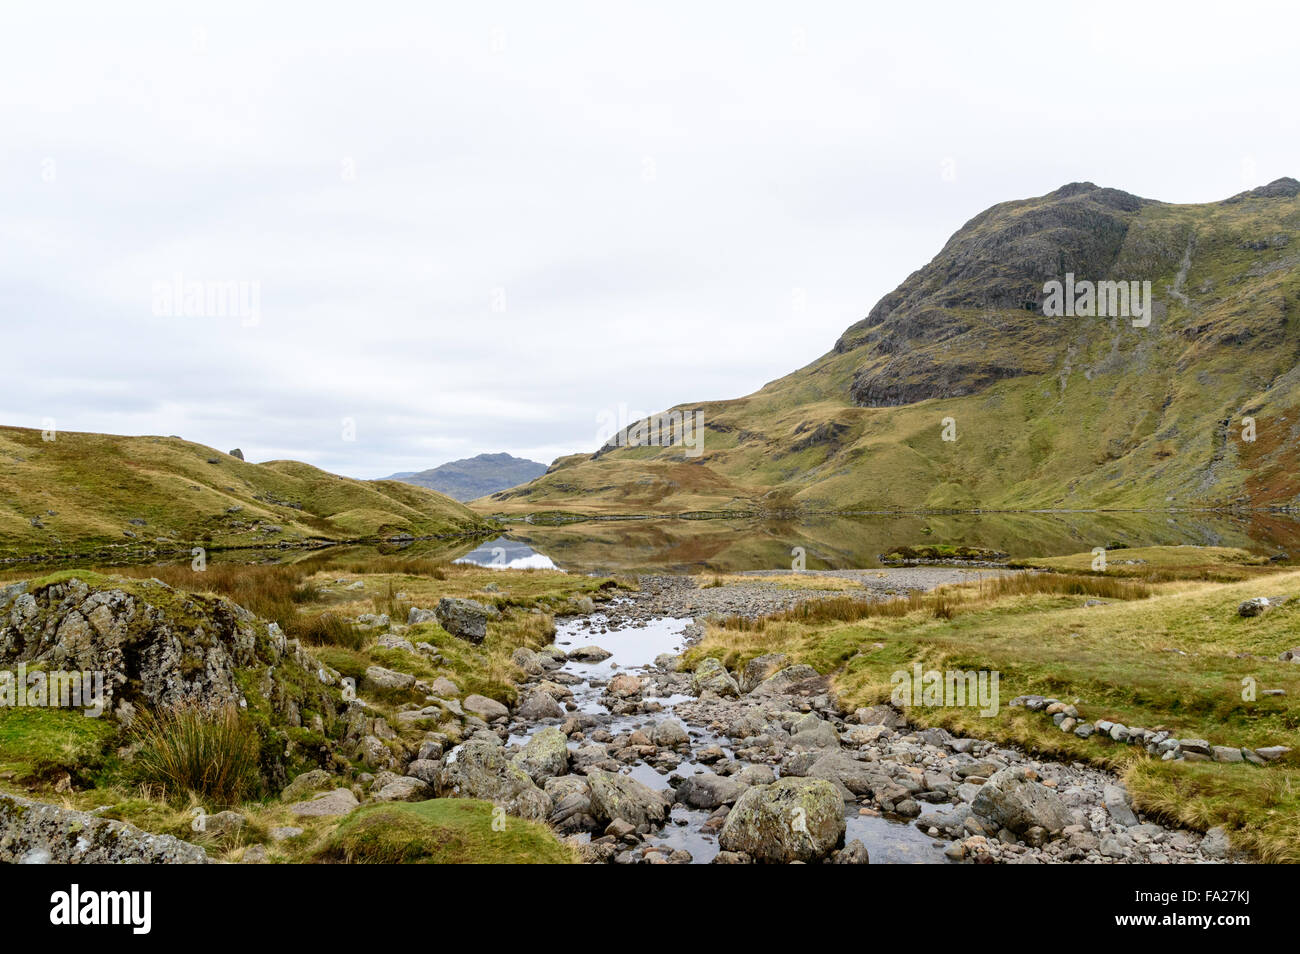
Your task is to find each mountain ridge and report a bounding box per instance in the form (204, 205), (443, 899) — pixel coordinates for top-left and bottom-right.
(479, 178), (1300, 516)
(385, 452), (547, 502)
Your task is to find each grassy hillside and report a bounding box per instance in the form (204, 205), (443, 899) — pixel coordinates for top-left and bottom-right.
(0, 426), (493, 561)
(481, 179), (1300, 516)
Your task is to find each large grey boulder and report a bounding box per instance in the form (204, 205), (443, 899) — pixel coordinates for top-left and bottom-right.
(280, 769), (332, 802)
(740, 653), (789, 693)
(463, 694), (509, 721)
(749, 664), (821, 697)
(434, 598), (490, 643)
(0, 576), (340, 725)
(971, 767), (1071, 835)
(1103, 784), (1139, 827)
(516, 691), (564, 721)
(288, 788), (361, 818)
(674, 772), (745, 809)
(691, 657), (740, 697)
(515, 727), (570, 785)
(0, 792), (209, 864)
(363, 666), (416, 691)
(649, 718), (690, 748)
(435, 739), (552, 821)
(1238, 597), (1273, 618)
(372, 777), (431, 802)
(718, 778), (846, 863)
(586, 769), (670, 832)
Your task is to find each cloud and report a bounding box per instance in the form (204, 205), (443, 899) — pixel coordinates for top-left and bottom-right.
(2, 0), (1296, 477)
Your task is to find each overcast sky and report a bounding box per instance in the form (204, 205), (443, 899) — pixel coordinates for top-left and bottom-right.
(3, 1), (1296, 478)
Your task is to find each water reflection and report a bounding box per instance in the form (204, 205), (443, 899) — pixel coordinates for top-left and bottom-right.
(452, 536), (559, 570)
(502, 510), (1300, 574)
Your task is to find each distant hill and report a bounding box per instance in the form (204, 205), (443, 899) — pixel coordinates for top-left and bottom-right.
(484, 178), (1300, 515)
(0, 426), (492, 561)
(385, 453), (548, 502)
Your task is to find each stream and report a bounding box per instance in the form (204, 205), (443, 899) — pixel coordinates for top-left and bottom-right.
(506, 608), (948, 864)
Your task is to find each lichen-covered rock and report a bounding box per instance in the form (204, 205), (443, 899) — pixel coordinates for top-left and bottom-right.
(0, 792), (209, 864)
(740, 653), (789, 693)
(288, 788), (361, 817)
(363, 666), (416, 691)
(0, 576), (345, 745)
(691, 657), (740, 697)
(515, 727), (570, 784)
(433, 597), (490, 643)
(971, 767), (1071, 834)
(435, 739), (552, 821)
(281, 769), (333, 802)
(718, 777), (846, 863)
(586, 769), (670, 832)
(674, 771), (745, 809)
(516, 691), (564, 720)
(749, 664), (821, 697)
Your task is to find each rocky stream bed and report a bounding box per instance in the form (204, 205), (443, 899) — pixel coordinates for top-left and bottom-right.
(483, 574), (1236, 864)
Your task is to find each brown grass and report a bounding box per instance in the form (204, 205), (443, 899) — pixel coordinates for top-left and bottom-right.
(715, 571), (1151, 632)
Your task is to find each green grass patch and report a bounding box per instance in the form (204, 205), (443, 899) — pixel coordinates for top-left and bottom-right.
(320, 799), (575, 864)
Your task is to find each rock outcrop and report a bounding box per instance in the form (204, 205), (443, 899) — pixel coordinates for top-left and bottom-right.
(0, 792), (209, 863)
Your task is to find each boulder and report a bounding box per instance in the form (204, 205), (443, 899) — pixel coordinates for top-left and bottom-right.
(516, 691), (564, 720)
(463, 694), (509, 721)
(427, 676), (460, 698)
(515, 727), (570, 784)
(363, 666), (416, 691)
(586, 769), (670, 832)
(718, 778), (846, 863)
(288, 789), (361, 818)
(750, 664), (821, 697)
(739, 653), (789, 693)
(606, 673), (643, 697)
(674, 772), (745, 809)
(971, 767), (1071, 835)
(649, 719), (690, 748)
(568, 645), (612, 662)
(434, 597), (490, 643)
(372, 777), (431, 802)
(0, 793), (209, 864)
(691, 657), (740, 697)
(1103, 784), (1139, 827)
(1238, 597), (1272, 618)
(281, 769), (332, 802)
(435, 739), (552, 821)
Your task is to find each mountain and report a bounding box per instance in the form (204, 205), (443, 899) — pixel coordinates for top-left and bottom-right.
(385, 453), (548, 502)
(479, 179), (1300, 516)
(0, 426), (492, 561)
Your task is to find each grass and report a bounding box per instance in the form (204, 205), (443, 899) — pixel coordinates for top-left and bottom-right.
(714, 571), (1152, 631)
(319, 799), (576, 864)
(689, 557), (1300, 861)
(0, 552), (626, 864)
(128, 704), (262, 806)
(0, 707), (117, 781)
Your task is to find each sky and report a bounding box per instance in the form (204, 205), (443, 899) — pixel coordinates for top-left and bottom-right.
(2, 0), (1297, 478)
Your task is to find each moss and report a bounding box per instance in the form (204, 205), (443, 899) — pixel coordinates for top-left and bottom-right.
(319, 799), (575, 864)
